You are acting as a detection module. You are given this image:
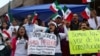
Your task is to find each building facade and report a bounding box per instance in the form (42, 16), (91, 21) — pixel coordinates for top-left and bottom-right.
(0, 0), (43, 16)
(0, 0), (100, 16)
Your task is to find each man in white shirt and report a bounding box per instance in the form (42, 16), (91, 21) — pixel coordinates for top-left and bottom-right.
(88, 10), (100, 30)
(23, 17), (47, 38)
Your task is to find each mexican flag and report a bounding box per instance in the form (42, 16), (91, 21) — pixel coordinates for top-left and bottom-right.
(2, 30), (11, 38)
(82, 0), (94, 3)
(32, 12), (38, 24)
(7, 1), (14, 23)
(81, 5), (90, 19)
(50, 13), (61, 20)
(5, 1), (13, 23)
(50, 0), (60, 13)
(63, 6), (73, 22)
(4, 14), (10, 22)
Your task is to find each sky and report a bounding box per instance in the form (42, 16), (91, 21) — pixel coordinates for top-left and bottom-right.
(0, 0), (12, 8)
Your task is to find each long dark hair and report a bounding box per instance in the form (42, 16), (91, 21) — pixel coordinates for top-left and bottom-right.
(47, 26), (59, 36)
(1, 21), (9, 30)
(47, 25), (60, 46)
(16, 26), (28, 40)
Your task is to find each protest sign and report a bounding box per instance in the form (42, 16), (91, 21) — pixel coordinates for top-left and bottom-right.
(68, 30), (100, 54)
(27, 32), (57, 55)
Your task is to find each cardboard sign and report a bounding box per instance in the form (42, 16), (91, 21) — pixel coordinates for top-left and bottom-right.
(28, 32), (57, 55)
(68, 30), (100, 54)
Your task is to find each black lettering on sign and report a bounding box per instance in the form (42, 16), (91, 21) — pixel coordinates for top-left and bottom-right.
(33, 32), (41, 38)
(89, 31), (98, 36)
(86, 37), (92, 42)
(72, 32), (87, 37)
(94, 37), (100, 42)
(72, 44), (100, 51)
(52, 35), (56, 40)
(73, 39), (82, 44)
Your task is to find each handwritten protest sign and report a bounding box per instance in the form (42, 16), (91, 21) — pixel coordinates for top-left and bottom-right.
(68, 30), (100, 54)
(27, 32), (57, 55)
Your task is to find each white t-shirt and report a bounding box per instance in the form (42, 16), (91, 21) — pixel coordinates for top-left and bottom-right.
(24, 24), (47, 38)
(8, 26), (19, 37)
(33, 24), (47, 33)
(49, 32), (66, 53)
(15, 38), (27, 56)
(88, 16), (100, 29)
(24, 24), (47, 33)
(50, 25), (67, 53)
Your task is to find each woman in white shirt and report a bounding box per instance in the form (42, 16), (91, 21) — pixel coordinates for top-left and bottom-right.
(46, 21), (67, 56)
(11, 26), (28, 56)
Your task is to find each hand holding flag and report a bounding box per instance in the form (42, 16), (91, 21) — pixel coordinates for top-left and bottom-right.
(31, 12), (38, 24)
(82, 0), (94, 3)
(50, 0), (60, 13)
(81, 4), (90, 19)
(62, 6), (73, 22)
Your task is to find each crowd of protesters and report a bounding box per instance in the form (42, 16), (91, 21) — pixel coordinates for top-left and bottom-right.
(0, 9), (100, 56)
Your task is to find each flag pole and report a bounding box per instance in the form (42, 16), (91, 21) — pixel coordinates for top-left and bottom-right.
(94, 0), (95, 9)
(9, 0), (12, 8)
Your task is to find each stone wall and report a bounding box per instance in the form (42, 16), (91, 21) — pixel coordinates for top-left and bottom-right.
(23, 0), (43, 6)
(0, 0), (43, 16)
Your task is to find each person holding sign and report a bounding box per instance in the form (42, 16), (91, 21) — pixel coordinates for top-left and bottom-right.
(79, 22), (92, 56)
(47, 21), (67, 56)
(71, 22), (96, 56)
(79, 22), (91, 30)
(11, 26), (28, 56)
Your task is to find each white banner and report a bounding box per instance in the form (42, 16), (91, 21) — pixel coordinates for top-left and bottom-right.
(27, 32), (57, 55)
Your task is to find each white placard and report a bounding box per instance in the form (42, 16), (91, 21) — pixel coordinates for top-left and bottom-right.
(28, 32), (57, 55)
